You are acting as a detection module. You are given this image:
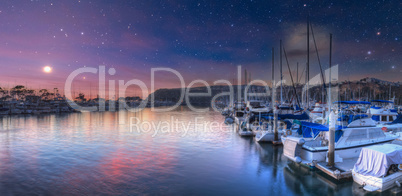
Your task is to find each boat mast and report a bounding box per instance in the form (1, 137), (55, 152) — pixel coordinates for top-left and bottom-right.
(306, 18), (310, 109)
(310, 23), (327, 103)
(328, 33), (334, 167)
(389, 83), (391, 101)
(297, 62), (299, 101)
(272, 47), (278, 142)
(280, 40), (283, 105)
(296, 62), (299, 86)
(272, 47), (275, 104)
(90, 83), (92, 101)
(358, 83), (361, 101)
(244, 69), (247, 101)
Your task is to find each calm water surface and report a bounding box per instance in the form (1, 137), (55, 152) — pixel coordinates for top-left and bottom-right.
(0, 107), (377, 195)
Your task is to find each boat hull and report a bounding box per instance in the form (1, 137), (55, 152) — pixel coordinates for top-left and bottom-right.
(255, 131), (284, 142)
(352, 169), (402, 192)
(238, 131), (253, 137)
(283, 136), (394, 168)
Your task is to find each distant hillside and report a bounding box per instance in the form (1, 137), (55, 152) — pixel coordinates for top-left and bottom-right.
(147, 77), (402, 106)
(359, 77), (401, 86)
(147, 85), (269, 106)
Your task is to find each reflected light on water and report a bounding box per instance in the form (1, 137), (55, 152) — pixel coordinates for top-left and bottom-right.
(0, 107), (363, 195)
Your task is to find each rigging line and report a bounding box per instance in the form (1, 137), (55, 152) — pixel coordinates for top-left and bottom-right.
(283, 46), (301, 108)
(310, 23), (328, 99)
(292, 63), (299, 103)
(298, 64), (306, 84)
(293, 65), (298, 85)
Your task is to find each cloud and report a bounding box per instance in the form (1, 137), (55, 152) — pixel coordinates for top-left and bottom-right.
(281, 23), (331, 58)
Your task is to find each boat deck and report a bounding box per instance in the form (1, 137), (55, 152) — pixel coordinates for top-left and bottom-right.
(315, 157), (358, 180)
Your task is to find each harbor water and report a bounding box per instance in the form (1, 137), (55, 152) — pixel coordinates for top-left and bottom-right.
(0, 107), (378, 195)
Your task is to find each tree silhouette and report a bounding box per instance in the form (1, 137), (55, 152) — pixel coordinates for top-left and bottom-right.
(11, 85), (26, 100)
(75, 93), (86, 102)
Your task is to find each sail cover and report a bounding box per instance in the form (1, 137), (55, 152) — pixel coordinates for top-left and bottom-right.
(295, 121), (343, 142)
(353, 144), (402, 177)
(371, 100), (394, 103)
(390, 114), (402, 124)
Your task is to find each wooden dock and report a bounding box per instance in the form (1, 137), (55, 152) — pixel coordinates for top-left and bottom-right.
(314, 158), (358, 180)
(272, 140), (282, 145)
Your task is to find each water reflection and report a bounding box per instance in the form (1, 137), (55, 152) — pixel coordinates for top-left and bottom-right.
(0, 108), (397, 195)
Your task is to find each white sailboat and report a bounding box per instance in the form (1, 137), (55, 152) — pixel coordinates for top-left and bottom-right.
(245, 100), (269, 113)
(255, 124), (288, 142)
(238, 120), (253, 137)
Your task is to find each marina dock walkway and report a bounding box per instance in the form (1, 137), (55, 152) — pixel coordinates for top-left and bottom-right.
(314, 158), (358, 180)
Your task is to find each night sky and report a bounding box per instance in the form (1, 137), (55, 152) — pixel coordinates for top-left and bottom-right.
(0, 0), (400, 96)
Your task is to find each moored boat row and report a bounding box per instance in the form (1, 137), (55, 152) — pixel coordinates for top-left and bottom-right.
(219, 99), (402, 193)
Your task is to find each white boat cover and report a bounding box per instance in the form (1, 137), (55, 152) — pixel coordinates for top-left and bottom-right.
(353, 144), (402, 177)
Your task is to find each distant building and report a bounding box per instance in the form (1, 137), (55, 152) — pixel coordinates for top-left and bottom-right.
(125, 96), (142, 101)
(25, 95), (41, 104)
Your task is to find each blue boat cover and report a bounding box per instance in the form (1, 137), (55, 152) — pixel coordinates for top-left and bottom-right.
(371, 100), (393, 103)
(278, 106), (293, 110)
(337, 114), (349, 122)
(390, 114), (402, 124)
(248, 112), (310, 122)
(333, 101), (371, 105)
(248, 115), (274, 123)
(335, 130), (343, 143)
(283, 120), (292, 129)
(337, 114), (369, 124)
(348, 114), (369, 124)
(296, 121), (343, 142)
(278, 112), (310, 120)
(371, 115), (380, 122)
